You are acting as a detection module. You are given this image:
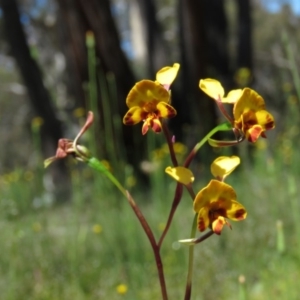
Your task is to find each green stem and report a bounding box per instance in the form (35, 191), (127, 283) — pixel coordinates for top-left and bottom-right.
(184, 213), (197, 300)
(184, 123), (231, 168)
(86, 32), (98, 156)
(282, 30), (300, 102)
(87, 157), (127, 197)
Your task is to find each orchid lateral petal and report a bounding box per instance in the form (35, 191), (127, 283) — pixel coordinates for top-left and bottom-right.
(165, 166), (194, 185)
(222, 89), (243, 103)
(156, 63), (180, 89)
(211, 156), (240, 180)
(157, 102), (177, 118)
(199, 78), (225, 100)
(123, 106), (144, 125)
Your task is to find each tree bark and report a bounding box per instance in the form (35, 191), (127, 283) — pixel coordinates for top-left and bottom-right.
(0, 0), (70, 201)
(236, 0), (253, 70)
(0, 0), (63, 146)
(56, 0), (147, 181)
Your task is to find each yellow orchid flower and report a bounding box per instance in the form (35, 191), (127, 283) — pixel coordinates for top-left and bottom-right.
(123, 80), (177, 135)
(200, 78), (275, 144)
(233, 88), (275, 142)
(165, 166), (194, 185)
(193, 180), (247, 235)
(123, 63), (180, 135)
(211, 156), (240, 181)
(199, 78), (242, 103)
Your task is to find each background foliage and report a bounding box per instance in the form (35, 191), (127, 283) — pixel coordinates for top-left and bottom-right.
(0, 0), (300, 299)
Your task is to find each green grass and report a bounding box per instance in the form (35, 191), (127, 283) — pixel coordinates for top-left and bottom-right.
(0, 146), (299, 300)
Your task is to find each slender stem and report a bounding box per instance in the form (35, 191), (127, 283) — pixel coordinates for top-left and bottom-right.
(87, 157), (168, 300)
(185, 184), (196, 200)
(162, 121), (178, 167)
(193, 230), (214, 245)
(184, 214), (197, 300)
(184, 126), (221, 168)
(158, 183), (183, 248)
(88, 157), (127, 197)
(126, 191), (168, 300)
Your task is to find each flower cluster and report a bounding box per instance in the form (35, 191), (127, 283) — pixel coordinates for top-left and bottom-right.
(123, 64), (179, 135)
(200, 79), (275, 145)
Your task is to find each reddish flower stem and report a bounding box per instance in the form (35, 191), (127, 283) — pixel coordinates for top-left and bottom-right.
(158, 183), (183, 248)
(126, 191), (168, 300)
(162, 121), (178, 167)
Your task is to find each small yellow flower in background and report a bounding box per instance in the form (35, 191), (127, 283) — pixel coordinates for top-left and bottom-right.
(24, 170), (34, 182)
(199, 78), (243, 103)
(158, 222), (166, 232)
(116, 284), (128, 295)
(165, 166), (194, 185)
(211, 156), (240, 181)
(73, 107), (86, 118)
(92, 224), (102, 234)
(125, 175), (137, 188)
(156, 63), (180, 90)
(32, 222), (42, 233)
(31, 117), (44, 129)
(123, 63), (180, 135)
(101, 160), (112, 171)
(233, 88), (275, 142)
(234, 67), (252, 87)
(193, 180), (247, 235)
(161, 142), (187, 155)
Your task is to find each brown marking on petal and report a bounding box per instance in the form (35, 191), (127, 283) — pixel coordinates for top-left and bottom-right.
(265, 114), (275, 130)
(235, 208), (246, 220)
(151, 118), (162, 133)
(143, 101), (159, 113)
(198, 217), (206, 232)
(123, 113), (136, 125)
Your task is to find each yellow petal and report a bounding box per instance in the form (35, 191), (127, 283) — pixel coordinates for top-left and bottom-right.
(233, 88), (265, 120)
(197, 206), (210, 232)
(156, 63), (180, 86)
(211, 156), (240, 180)
(212, 216), (229, 235)
(255, 110), (275, 130)
(165, 166), (194, 185)
(199, 78), (225, 100)
(156, 102), (177, 118)
(123, 106), (144, 125)
(222, 89), (243, 103)
(126, 80), (170, 108)
(193, 180), (236, 212)
(245, 125), (264, 142)
(225, 200), (247, 221)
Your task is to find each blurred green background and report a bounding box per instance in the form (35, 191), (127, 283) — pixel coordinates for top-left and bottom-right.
(0, 0), (300, 299)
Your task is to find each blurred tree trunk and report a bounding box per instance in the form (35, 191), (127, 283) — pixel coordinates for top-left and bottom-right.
(56, 0), (146, 180)
(135, 0), (169, 77)
(236, 0), (253, 70)
(0, 0), (71, 201)
(179, 0), (230, 142)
